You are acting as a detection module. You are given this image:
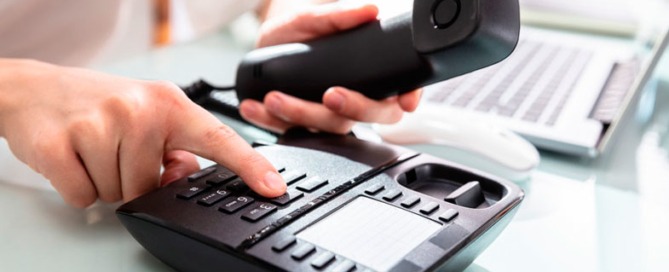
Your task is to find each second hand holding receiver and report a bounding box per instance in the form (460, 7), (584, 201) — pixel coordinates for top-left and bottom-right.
(235, 0), (521, 103)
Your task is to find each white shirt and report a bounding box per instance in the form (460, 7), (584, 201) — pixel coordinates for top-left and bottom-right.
(0, 0), (262, 66)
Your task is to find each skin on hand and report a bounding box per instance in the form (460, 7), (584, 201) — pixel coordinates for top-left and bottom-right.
(240, 3), (423, 134)
(0, 59), (286, 208)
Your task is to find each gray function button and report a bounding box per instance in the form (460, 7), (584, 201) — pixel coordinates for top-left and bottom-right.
(219, 196), (255, 213)
(280, 170), (307, 186)
(364, 183), (385, 195)
(176, 185), (210, 199)
(311, 252), (335, 269)
(330, 260), (356, 272)
(272, 236), (297, 252)
(420, 202), (440, 215)
(187, 166), (216, 181)
(400, 196), (421, 208)
(438, 209), (459, 222)
(197, 189), (230, 206)
(296, 176), (328, 192)
(432, 0), (461, 29)
(291, 244), (316, 260)
(269, 189), (304, 206)
(382, 189), (403, 202)
(242, 203), (278, 222)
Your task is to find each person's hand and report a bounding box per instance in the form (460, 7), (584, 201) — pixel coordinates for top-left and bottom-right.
(239, 3), (423, 134)
(0, 59), (286, 208)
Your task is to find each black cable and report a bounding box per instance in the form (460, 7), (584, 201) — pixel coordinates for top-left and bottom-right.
(181, 79), (234, 101)
(180, 79), (279, 137)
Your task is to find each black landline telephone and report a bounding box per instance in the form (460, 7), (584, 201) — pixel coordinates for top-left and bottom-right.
(117, 130), (524, 272)
(117, 0), (523, 271)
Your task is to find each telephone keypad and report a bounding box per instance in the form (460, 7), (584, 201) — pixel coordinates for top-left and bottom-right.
(242, 203), (278, 222)
(197, 189), (230, 206)
(206, 171), (237, 185)
(225, 178), (250, 192)
(269, 189), (304, 206)
(219, 196), (255, 213)
(176, 185), (210, 199)
(187, 166), (216, 181)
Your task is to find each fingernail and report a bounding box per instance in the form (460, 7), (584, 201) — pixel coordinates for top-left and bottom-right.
(263, 171), (286, 193)
(325, 88), (345, 112)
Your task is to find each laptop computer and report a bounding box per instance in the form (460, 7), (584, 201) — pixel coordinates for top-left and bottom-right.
(519, 0), (640, 36)
(418, 25), (669, 157)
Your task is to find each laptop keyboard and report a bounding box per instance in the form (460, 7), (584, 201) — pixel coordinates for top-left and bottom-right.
(426, 39), (593, 126)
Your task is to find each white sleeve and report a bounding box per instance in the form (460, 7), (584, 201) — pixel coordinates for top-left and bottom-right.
(173, 0), (264, 42)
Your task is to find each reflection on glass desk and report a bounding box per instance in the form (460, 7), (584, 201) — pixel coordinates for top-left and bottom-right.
(1, 31), (669, 272)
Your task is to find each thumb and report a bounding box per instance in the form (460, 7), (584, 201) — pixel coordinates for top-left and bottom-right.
(166, 102), (286, 198)
(160, 150), (200, 186)
(257, 3), (379, 47)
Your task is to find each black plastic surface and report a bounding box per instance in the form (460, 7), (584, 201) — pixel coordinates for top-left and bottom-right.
(235, 0), (519, 103)
(116, 132), (524, 272)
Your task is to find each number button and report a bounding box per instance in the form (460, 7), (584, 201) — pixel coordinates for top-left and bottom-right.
(242, 203), (278, 222)
(219, 196), (255, 213)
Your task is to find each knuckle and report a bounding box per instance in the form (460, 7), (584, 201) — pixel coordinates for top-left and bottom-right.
(101, 91), (143, 123)
(98, 191), (122, 203)
(68, 195), (96, 209)
(349, 108), (368, 121)
(331, 121), (355, 135)
(56, 184), (96, 208)
(146, 81), (190, 111)
(203, 125), (238, 148)
(282, 106), (305, 123)
(148, 80), (182, 97)
(150, 81), (183, 98)
(151, 80), (180, 90)
(67, 115), (106, 139)
(30, 136), (65, 173)
(338, 99), (366, 120)
(294, 12), (316, 24)
(101, 81), (186, 129)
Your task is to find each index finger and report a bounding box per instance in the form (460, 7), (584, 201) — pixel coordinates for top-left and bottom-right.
(166, 100), (286, 198)
(257, 3), (379, 47)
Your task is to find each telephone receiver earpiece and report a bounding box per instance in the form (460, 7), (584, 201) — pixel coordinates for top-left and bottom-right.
(235, 0), (520, 102)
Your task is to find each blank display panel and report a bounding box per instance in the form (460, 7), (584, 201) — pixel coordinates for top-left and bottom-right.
(296, 197), (442, 271)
